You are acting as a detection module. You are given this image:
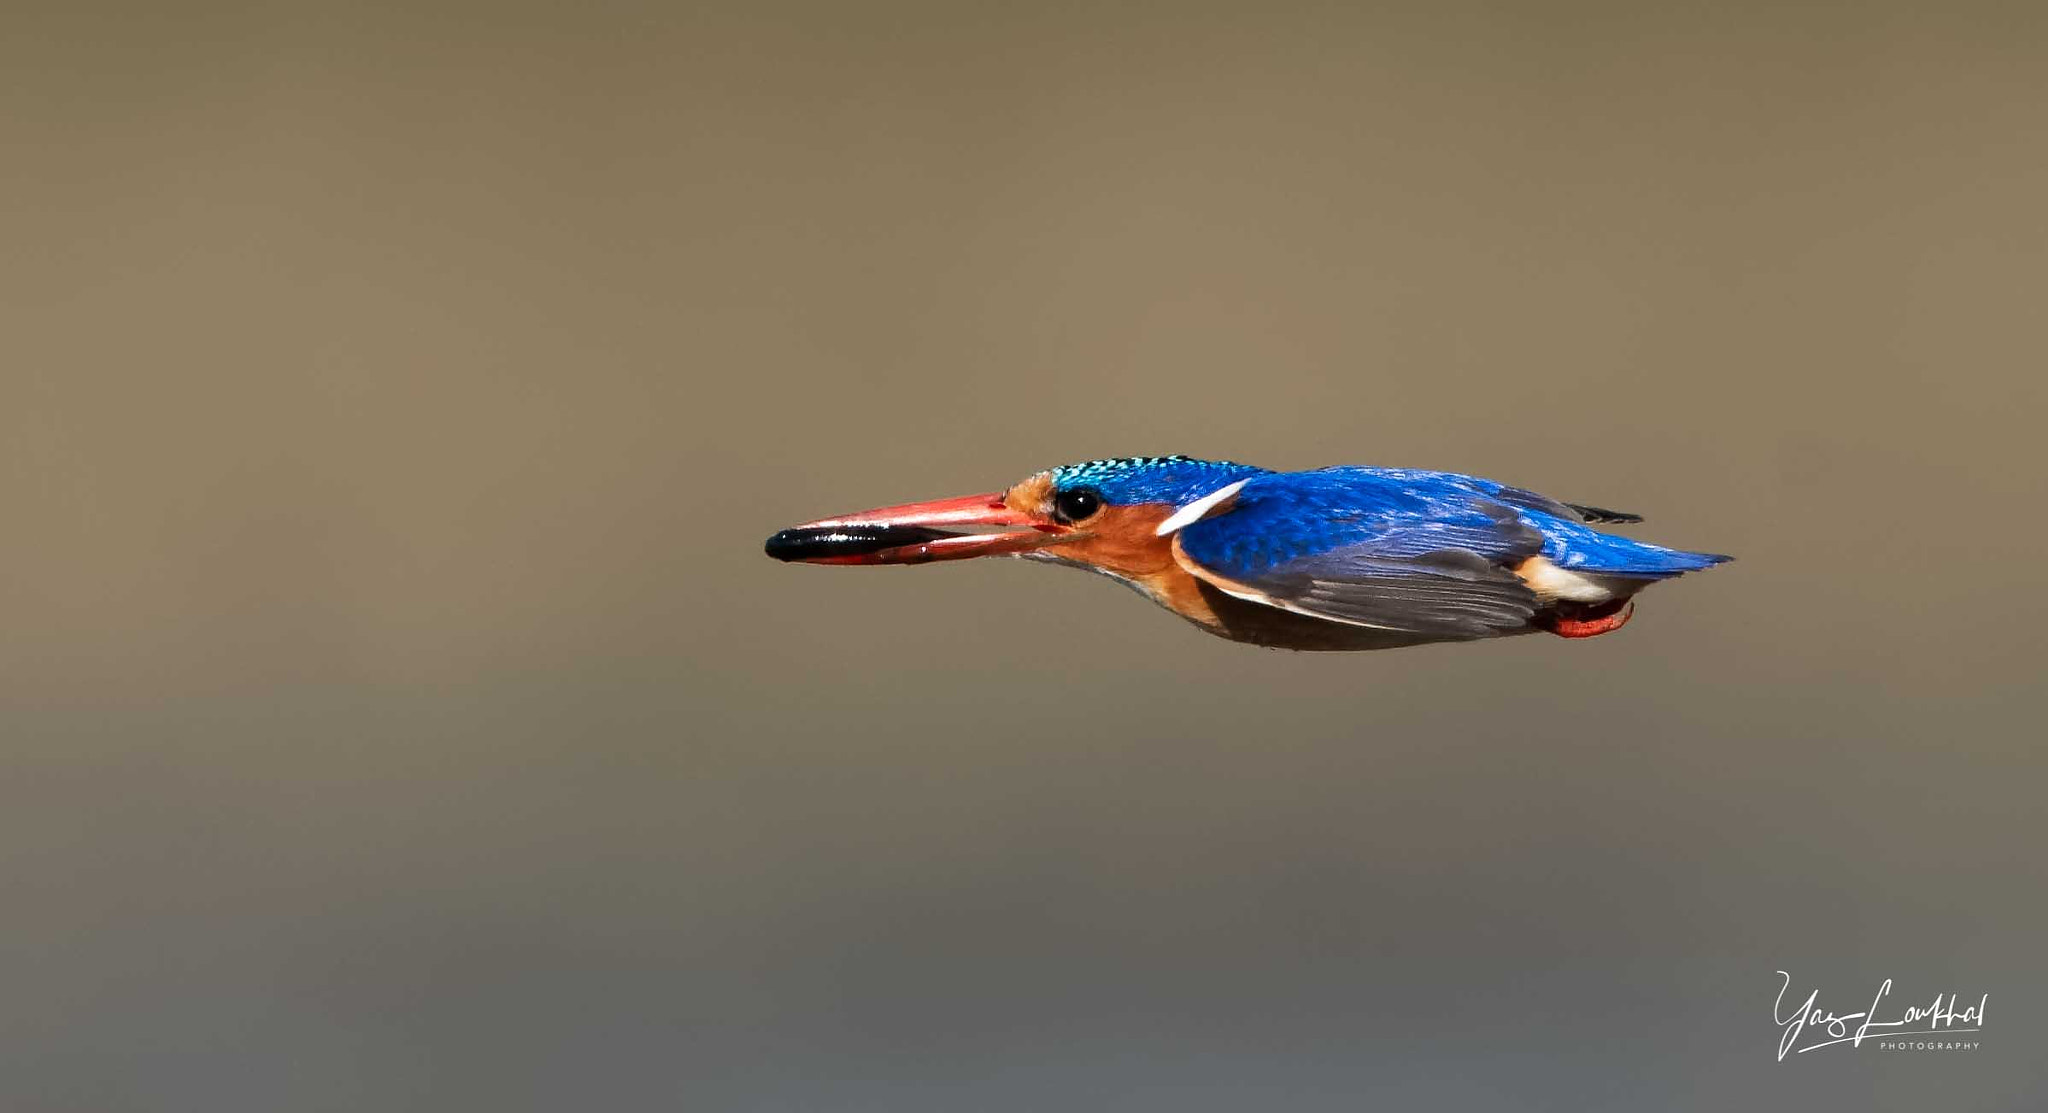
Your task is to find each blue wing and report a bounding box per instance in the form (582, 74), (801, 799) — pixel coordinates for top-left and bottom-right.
(1171, 469), (1544, 638)
(1170, 468), (1728, 638)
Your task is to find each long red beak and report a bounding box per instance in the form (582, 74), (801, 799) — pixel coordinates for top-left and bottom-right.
(765, 491), (1076, 565)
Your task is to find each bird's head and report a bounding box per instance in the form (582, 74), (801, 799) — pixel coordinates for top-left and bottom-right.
(765, 455), (1268, 573)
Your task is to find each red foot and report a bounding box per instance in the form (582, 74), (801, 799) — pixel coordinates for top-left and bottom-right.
(1545, 599), (1634, 639)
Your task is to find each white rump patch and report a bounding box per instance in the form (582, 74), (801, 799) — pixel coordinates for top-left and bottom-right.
(1517, 556), (1638, 604)
(1155, 479), (1249, 536)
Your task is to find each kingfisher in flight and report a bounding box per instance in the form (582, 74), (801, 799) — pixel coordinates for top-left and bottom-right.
(765, 456), (1729, 651)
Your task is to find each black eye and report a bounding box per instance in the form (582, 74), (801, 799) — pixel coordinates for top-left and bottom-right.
(1053, 488), (1102, 523)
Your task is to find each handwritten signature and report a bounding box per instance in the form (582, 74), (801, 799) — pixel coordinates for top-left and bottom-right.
(1774, 971), (1987, 1060)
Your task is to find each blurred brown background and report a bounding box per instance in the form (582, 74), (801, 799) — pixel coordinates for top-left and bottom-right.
(4, 2), (2044, 1109)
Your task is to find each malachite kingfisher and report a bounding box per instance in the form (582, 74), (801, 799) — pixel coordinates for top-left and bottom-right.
(765, 456), (1730, 651)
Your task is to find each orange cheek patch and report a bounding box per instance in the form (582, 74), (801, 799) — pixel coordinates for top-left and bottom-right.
(1005, 496), (1224, 626)
(1060, 504), (1178, 580)
(1063, 504), (1224, 630)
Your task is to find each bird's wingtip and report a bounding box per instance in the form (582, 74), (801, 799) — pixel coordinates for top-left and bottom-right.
(1560, 502), (1644, 524)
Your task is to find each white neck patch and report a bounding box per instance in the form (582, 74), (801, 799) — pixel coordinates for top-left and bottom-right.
(1154, 478), (1249, 536)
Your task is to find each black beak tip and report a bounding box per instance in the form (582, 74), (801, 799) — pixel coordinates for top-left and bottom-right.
(764, 525), (953, 562)
(763, 529), (808, 561)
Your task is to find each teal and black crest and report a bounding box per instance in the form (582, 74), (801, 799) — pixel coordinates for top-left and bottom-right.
(1048, 455), (1269, 506)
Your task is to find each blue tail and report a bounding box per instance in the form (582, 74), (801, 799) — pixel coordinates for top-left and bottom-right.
(1520, 511), (1732, 577)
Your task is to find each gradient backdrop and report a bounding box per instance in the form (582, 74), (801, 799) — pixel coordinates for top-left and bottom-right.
(5, 2), (2044, 1109)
